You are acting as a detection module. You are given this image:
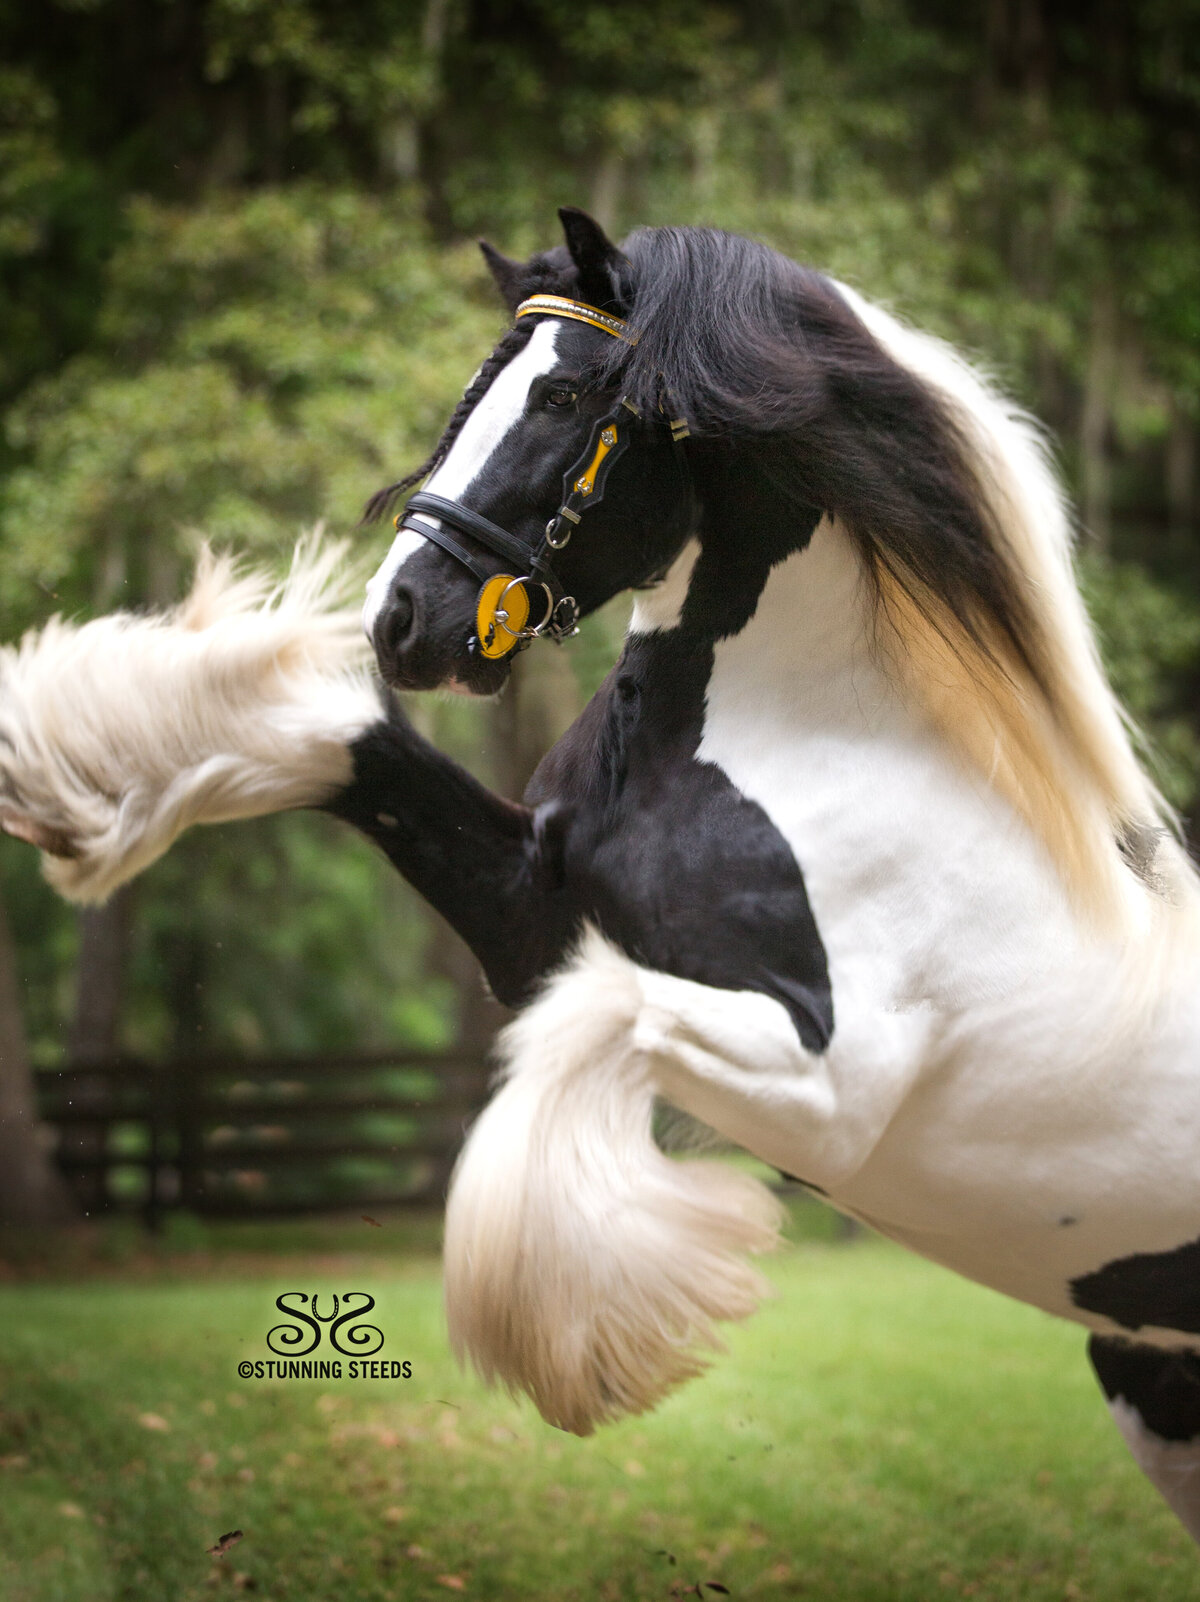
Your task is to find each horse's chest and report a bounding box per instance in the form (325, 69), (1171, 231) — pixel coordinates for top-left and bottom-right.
(531, 640), (834, 1051)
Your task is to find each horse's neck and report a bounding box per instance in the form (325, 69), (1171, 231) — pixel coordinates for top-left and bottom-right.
(632, 515), (898, 737)
(637, 518), (1087, 1006)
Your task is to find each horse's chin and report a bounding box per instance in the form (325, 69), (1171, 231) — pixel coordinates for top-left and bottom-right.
(376, 636), (513, 697)
(447, 650), (514, 698)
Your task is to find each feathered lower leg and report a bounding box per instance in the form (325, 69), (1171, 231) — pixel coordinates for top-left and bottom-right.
(0, 537), (380, 903)
(442, 927), (782, 1435)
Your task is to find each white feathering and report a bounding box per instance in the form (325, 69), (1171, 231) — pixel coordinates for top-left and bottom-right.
(443, 928), (783, 1435)
(0, 534), (380, 902)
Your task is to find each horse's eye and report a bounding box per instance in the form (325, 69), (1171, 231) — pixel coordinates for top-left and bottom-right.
(546, 387), (577, 409)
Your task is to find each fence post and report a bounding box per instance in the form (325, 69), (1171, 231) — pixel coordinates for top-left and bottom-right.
(176, 1056), (203, 1214)
(144, 1062), (166, 1233)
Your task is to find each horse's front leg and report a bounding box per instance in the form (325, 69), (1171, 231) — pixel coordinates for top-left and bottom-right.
(0, 543), (565, 977)
(443, 927), (930, 1436)
(323, 705), (571, 1006)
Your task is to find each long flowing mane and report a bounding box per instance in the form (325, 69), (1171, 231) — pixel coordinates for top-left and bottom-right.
(592, 227), (1198, 931)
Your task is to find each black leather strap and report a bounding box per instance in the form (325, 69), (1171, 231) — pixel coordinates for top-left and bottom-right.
(400, 515), (494, 587)
(405, 492), (534, 572)
(395, 395), (688, 648)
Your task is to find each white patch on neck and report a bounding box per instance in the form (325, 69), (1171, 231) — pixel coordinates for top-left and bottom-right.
(363, 321), (562, 636)
(628, 540), (701, 634)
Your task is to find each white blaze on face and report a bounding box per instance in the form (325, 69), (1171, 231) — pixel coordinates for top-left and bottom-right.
(363, 320), (563, 637)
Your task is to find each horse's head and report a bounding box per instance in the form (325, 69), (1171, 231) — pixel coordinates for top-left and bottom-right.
(363, 209), (695, 693)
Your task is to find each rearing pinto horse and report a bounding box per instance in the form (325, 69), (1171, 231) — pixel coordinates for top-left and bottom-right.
(4, 208), (1200, 1547)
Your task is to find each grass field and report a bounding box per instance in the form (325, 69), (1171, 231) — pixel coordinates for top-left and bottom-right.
(0, 1206), (1194, 1601)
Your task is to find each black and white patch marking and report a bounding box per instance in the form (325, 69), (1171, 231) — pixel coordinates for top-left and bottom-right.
(1073, 1237), (1200, 1336)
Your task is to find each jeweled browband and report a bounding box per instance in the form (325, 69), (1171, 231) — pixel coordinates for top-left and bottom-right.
(514, 295), (639, 344)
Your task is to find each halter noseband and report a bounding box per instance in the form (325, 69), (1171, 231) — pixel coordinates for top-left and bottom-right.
(393, 294), (689, 661)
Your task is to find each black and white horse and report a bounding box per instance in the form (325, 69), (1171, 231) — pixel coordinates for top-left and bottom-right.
(4, 209), (1200, 1547)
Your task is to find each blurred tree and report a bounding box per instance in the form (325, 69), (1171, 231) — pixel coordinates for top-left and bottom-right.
(0, 1), (1197, 1184)
(0, 894), (72, 1223)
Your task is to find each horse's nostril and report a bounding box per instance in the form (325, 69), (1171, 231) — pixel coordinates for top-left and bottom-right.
(375, 587), (416, 664)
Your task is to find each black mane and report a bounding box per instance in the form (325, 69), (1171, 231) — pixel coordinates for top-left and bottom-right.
(598, 226), (1043, 690)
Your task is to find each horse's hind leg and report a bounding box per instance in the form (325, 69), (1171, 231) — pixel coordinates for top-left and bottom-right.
(1088, 1334), (1200, 1544)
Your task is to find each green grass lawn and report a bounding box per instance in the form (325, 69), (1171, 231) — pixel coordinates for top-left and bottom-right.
(0, 1207), (1194, 1601)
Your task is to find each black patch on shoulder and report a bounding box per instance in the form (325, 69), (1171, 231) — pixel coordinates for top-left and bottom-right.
(529, 613), (834, 1053)
(1072, 1236), (1200, 1335)
(1089, 1336), (1200, 1442)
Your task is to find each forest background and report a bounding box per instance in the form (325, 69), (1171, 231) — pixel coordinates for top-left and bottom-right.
(0, 0), (1198, 1221)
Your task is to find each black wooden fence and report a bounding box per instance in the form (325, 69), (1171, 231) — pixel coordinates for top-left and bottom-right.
(34, 1048), (491, 1224)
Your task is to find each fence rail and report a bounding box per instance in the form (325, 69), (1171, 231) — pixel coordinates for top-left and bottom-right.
(35, 1048), (491, 1224)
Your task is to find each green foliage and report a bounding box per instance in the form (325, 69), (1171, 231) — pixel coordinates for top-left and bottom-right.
(1078, 551), (1200, 813)
(0, 188), (501, 630)
(127, 816), (457, 1058)
(1, 3), (1199, 1062)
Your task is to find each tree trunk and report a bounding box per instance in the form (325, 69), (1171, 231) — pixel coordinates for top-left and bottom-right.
(415, 0), (456, 241)
(60, 886), (134, 1214)
(1167, 399), (1195, 552)
(588, 150), (626, 233)
(0, 892), (74, 1225)
(68, 888), (134, 1062)
(1081, 283), (1116, 548)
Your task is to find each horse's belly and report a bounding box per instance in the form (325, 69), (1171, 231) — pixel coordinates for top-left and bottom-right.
(838, 1021), (1200, 1347)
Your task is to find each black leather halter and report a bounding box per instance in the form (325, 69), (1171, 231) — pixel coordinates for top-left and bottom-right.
(392, 295), (690, 659)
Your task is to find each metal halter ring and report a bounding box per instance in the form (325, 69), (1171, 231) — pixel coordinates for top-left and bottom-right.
(544, 511), (575, 550)
(501, 577), (556, 638)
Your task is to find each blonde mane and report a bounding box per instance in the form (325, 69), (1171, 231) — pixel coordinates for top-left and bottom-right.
(839, 285), (1199, 934)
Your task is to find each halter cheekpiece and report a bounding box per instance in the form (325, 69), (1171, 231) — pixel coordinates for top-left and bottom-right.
(393, 294), (689, 661)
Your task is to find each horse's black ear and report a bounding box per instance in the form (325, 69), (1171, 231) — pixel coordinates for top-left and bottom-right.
(558, 206), (624, 310)
(479, 240), (526, 312)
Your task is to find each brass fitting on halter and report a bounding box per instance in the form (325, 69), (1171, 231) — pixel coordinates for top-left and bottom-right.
(393, 294), (689, 662)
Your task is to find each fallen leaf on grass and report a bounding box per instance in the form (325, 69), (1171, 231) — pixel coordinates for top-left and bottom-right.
(362, 1215), (382, 1227)
(437, 1576), (466, 1591)
(58, 1502), (85, 1519)
(138, 1412), (170, 1432)
(207, 1530), (243, 1557)
(383, 1506), (409, 1523)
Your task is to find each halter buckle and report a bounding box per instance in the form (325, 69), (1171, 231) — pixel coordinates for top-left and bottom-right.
(551, 595), (580, 638)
